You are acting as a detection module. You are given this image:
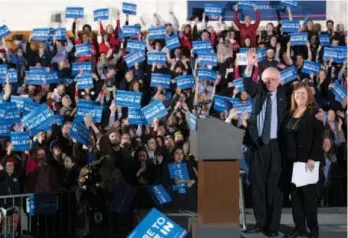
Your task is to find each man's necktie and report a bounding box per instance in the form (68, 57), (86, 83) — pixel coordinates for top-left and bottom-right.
(261, 93), (272, 144)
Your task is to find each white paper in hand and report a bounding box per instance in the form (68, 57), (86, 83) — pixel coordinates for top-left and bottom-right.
(291, 161), (320, 187)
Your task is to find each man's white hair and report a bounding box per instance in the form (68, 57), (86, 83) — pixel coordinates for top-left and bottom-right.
(261, 67), (281, 82)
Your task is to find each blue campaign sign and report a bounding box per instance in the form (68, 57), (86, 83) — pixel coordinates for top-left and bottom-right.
(32, 28), (49, 42)
(168, 163), (190, 194)
(124, 51), (145, 68)
(45, 71), (59, 84)
(11, 132), (30, 152)
(70, 121), (90, 145)
(29, 67), (44, 73)
(331, 81), (347, 102)
(26, 194), (58, 216)
(122, 25), (141, 38)
(214, 96), (232, 112)
(188, 113), (197, 131)
(76, 102), (103, 123)
(147, 52), (167, 65)
(127, 208), (188, 238)
(141, 100), (168, 124)
(323, 47), (347, 63)
(72, 62), (92, 75)
(234, 102), (252, 117)
(302, 61), (320, 76)
(290, 32), (308, 46)
(197, 68), (216, 81)
(76, 74), (94, 89)
(128, 107), (147, 125)
(0, 25), (11, 40)
(0, 121), (12, 137)
(149, 185), (172, 205)
(26, 71), (46, 85)
(151, 73), (171, 89)
(239, 48), (249, 53)
(233, 78), (244, 91)
(238, 1), (254, 9)
(204, 4), (223, 16)
(280, 0), (298, 8)
(115, 90), (142, 108)
(256, 48), (266, 62)
(175, 75), (195, 90)
(11, 96), (32, 110)
(0, 102), (20, 123)
(122, 2), (137, 15)
(22, 105), (54, 131)
(192, 40), (213, 54)
(197, 53), (218, 66)
(75, 43), (92, 57)
(65, 7), (84, 19)
(8, 69), (18, 83)
(280, 66), (299, 84)
(165, 35), (181, 50)
(0, 64), (8, 83)
(148, 26), (167, 40)
(319, 33), (330, 46)
(332, 46), (347, 63)
(55, 28), (66, 41)
(126, 40), (146, 52)
(22, 101), (39, 116)
(94, 8), (109, 21)
(282, 20), (300, 33)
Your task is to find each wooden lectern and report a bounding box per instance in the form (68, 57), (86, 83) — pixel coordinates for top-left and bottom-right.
(189, 116), (243, 238)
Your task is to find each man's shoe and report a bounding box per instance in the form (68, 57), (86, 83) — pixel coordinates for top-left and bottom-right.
(245, 226), (263, 234)
(285, 229), (308, 238)
(308, 232), (319, 238)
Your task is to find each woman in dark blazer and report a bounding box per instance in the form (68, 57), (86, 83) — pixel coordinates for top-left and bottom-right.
(280, 82), (324, 238)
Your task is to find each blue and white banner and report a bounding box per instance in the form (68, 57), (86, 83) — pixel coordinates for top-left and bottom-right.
(0, 102), (20, 123)
(122, 25), (141, 38)
(214, 96), (231, 113)
(128, 107), (146, 125)
(280, 0), (298, 8)
(55, 28), (66, 41)
(331, 80), (347, 102)
(65, 7), (84, 19)
(94, 8), (109, 21)
(192, 40), (213, 54)
(238, 1), (254, 9)
(290, 32), (308, 46)
(188, 113), (197, 131)
(256, 48), (266, 62)
(23, 101), (39, 116)
(165, 35), (181, 50)
(204, 4), (223, 16)
(11, 132), (30, 152)
(0, 25), (11, 40)
(302, 60), (320, 76)
(126, 40), (146, 52)
(75, 43), (92, 57)
(122, 2), (137, 15)
(72, 62), (92, 75)
(234, 102), (252, 117)
(32, 28), (50, 42)
(147, 52), (167, 65)
(29, 67), (44, 73)
(148, 26), (167, 40)
(197, 53), (218, 66)
(0, 121), (12, 137)
(70, 121), (90, 145)
(168, 163), (190, 194)
(151, 73), (171, 88)
(323, 47), (347, 63)
(280, 66), (299, 84)
(148, 185), (172, 205)
(175, 75), (195, 90)
(26, 71), (46, 85)
(319, 33), (330, 46)
(11, 96), (32, 110)
(233, 78), (244, 91)
(26, 194), (58, 216)
(124, 51), (145, 68)
(282, 20), (300, 33)
(141, 100), (168, 124)
(76, 74), (94, 89)
(239, 48), (249, 53)
(115, 90), (142, 108)
(197, 68), (216, 81)
(332, 46), (347, 63)
(128, 208), (188, 238)
(0, 65), (8, 84)
(22, 105), (54, 131)
(8, 69), (18, 83)
(75, 102), (103, 123)
(45, 71), (59, 84)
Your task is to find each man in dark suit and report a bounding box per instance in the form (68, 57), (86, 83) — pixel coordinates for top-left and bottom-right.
(242, 49), (323, 237)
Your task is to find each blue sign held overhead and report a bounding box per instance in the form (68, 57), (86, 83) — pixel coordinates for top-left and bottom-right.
(197, 68), (216, 81)
(124, 51), (145, 68)
(319, 33), (330, 46)
(127, 208), (188, 238)
(151, 73), (171, 89)
(11, 96), (32, 110)
(76, 74), (94, 89)
(192, 40), (213, 54)
(302, 60), (320, 76)
(148, 185), (172, 205)
(175, 75), (195, 90)
(8, 69), (18, 83)
(45, 71), (59, 84)
(147, 52), (167, 65)
(122, 25), (141, 38)
(0, 64), (8, 83)
(70, 121), (90, 145)
(256, 48), (266, 62)
(282, 20), (300, 33)
(55, 28), (67, 41)
(122, 2), (137, 15)
(204, 4), (223, 16)
(290, 32), (308, 46)
(238, 1), (255, 10)
(165, 35), (181, 50)
(323, 47), (347, 63)
(197, 53), (218, 66)
(0, 122), (12, 137)
(115, 90), (142, 108)
(148, 26), (167, 40)
(126, 40), (146, 52)
(234, 102), (252, 118)
(22, 105), (54, 131)
(214, 96), (232, 113)
(66, 7), (84, 19)
(75, 43), (92, 57)
(11, 132), (30, 152)
(0, 25), (11, 40)
(331, 81), (347, 103)
(128, 107), (147, 125)
(280, 66), (299, 84)
(0, 102), (21, 124)
(141, 100), (168, 125)
(94, 8), (109, 21)
(26, 71), (46, 85)
(32, 28), (50, 42)
(233, 78), (244, 92)
(72, 62), (92, 75)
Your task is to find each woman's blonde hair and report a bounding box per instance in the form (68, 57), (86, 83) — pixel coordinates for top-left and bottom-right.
(290, 82), (317, 114)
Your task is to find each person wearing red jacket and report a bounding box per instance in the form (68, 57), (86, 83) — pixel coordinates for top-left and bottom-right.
(99, 9), (121, 54)
(99, 34), (114, 61)
(233, 3), (260, 47)
(180, 25), (193, 58)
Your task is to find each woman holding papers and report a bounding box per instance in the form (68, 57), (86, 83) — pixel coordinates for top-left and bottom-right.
(280, 83), (324, 238)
